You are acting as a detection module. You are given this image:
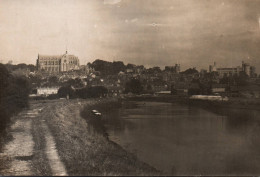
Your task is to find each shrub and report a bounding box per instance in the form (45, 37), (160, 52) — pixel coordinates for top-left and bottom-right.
(75, 86), (108, 99)
(125, 78), (143, 94)
(57, 86), (75, 98)
(0, 64), (30, 134)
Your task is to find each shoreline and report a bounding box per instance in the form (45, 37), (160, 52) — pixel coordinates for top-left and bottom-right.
(0, 98), (160, 175)
(123, 95), (260, 110)
(44, 98), (160, 175)
(79, 98), (161, 174)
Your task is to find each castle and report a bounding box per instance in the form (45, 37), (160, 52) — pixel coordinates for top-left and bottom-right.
(209, 61), (256, 77)
(36, 51), (80, 73)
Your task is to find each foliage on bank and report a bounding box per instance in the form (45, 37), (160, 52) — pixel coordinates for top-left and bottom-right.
(57, 86), (108, 99)
(0, 64), (30, 134)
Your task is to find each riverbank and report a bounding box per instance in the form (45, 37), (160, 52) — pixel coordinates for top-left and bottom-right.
(188, 97), (260, 111)
(80, 98), (122, 137)
(124, 95), (260, 110)
(124, 95), (189, 104)
(43, 98), (160, 175)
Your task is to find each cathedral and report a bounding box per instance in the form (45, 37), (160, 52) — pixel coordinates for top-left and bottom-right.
(36, 51), (80, 73)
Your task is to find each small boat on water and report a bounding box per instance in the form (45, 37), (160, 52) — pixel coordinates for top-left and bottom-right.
(91, 110), (98, 113)
(91, 110), (102, 116)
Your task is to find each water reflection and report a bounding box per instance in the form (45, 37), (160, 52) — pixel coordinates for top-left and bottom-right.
(103, 101), (260, 175)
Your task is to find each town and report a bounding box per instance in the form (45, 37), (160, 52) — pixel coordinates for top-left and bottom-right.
(3, 51), (260, 100)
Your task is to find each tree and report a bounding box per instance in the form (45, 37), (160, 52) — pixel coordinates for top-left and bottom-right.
(126, 63), (135, 69)
(181, 68), (198, 75)
(0, 64), (30, 133)
(75, 86), (108, 98)
(152, 66), (162, 73)
(235, 71), (249, 86)
(188, 83), (201, 95)
(146, 66), (162, 74)
(125, 78), (143, 94)
(112, 61), (125, 74)
(27, 64), (36, 72)
(64, 78), (84, 88)
(0, 64), (10, 93)
(4, 63), (36, 72)
(48, 76), (59, 86)
(91, 59), (127, 75)
(88, 86), (108, 98)
(92, 59), (112, 75)
(58, 86), (75, 98)
(75, 87), (89, 99)
(29, 74), (42, 87)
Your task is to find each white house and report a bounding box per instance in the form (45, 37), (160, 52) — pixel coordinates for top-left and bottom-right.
(37, 87), (59, 96)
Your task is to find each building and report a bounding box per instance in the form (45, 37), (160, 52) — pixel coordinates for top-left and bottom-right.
(217, 67), (242, 77)
(36, 51), (80, 73)
(250, 66), (256, 77)
(242, 61), (256, 77)
(209, 62), (217, 72)
(37, 87), (59, 96)
(209, 61), (256, 78)
(209, 61), (242, 77)
(154, 91), (171, 95)
(172, 82), (189, 96)
(242, 61), (250, 76)
(165, 64), (180, 73)
(211, 84), (226, 95)
(190, 95), (229, 101)
(80, 64), (95, 75)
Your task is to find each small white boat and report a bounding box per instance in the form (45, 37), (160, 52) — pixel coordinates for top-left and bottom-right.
(91, 110), (102, 116)
(91, 110), (98, 113)
(94, 112), (102, 116)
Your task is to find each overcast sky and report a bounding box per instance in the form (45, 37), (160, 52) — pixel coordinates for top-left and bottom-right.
(0, 0), (260, 72)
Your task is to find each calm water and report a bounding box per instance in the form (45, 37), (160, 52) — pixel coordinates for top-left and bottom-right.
(102, 101), (260, 175)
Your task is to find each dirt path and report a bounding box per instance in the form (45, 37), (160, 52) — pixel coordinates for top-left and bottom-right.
(41, 122), (67, 175)
(0, 109), (36, 175)
(0, 101), (67, 176)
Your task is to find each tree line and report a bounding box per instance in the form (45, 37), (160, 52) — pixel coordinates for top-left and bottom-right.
(0, 64), (30, 134)
(57, 85), (108, 99)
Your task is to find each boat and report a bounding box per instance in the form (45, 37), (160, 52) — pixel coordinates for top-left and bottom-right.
(91, 110), (102, 116)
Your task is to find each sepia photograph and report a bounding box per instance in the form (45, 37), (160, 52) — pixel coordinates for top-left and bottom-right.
(0, 0), (260, 176)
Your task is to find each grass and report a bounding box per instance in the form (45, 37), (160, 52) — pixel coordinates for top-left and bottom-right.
(42, 98), (160, 176)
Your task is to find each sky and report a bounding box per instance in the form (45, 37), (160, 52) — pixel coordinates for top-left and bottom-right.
(0, 0), (260, 72)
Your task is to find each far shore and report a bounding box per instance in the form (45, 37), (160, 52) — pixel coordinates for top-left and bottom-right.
(123, 94), (260, 110)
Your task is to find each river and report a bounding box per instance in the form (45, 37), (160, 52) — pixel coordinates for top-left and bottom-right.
(102, 101), (260, 175)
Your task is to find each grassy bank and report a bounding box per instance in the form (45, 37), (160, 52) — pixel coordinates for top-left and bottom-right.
(80, 98), (121, 137)
(43, 98), (159, 176)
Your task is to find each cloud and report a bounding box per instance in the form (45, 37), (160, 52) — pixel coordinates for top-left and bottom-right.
(125, 18), (138, 23)
(145, 23), (171, 27)
(130, 18), (138, 23)
(104, 0), (121, 5)
(1, 0), (260, 72)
